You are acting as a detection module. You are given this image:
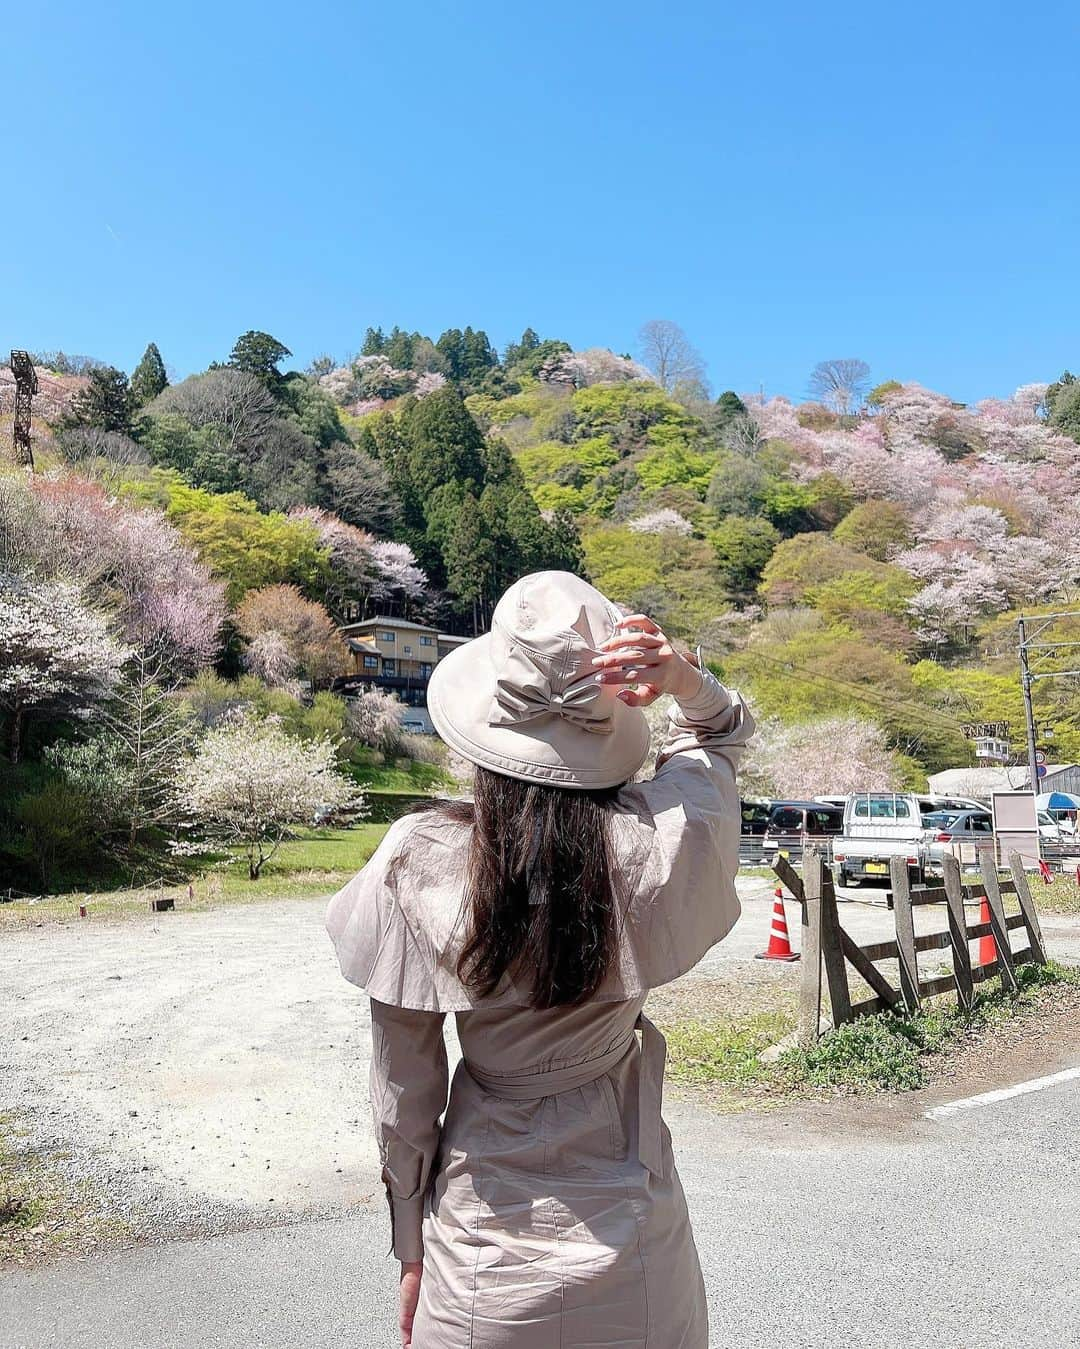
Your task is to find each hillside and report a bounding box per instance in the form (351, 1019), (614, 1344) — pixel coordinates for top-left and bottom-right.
(3, 327), (1079, 804)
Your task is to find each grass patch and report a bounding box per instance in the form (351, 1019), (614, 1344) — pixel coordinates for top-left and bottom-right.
(1039, 873), (1080, 915)
(0, 824), (390, 930)
(0, 1113), (127, 1266)
(664, 1011), (795, 1087)
(661, 961), (1080, 1100)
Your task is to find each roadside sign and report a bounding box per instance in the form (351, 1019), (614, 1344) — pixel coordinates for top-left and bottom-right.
(1035, 750), (1047, 765)
(1037, 763), (1048, 778)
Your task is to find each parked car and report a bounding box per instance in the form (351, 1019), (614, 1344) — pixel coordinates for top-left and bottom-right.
(833, 792), (930, 885)
(1038, 810), (1063, 842)
(762, 801), (845, 859)
(922, 808), (995, 872)
(740, 799), (772, 837)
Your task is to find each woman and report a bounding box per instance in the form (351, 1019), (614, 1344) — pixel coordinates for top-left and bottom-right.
(326, 571), (754, 1348)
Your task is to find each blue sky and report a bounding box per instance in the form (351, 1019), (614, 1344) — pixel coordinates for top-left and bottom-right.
(3, 1), (1078, 403)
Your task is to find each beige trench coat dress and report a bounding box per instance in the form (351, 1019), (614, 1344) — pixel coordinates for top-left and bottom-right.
(326, 671), (754, 1347)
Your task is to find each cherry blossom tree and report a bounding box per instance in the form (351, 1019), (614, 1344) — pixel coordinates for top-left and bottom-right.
(747, 712), (904, 797)
(174, 713), (364, 878)
(0, 574), (130, 761)
(369, 540), (428, 607)
(29, 476), (225, 675)
(627, 509), (693, 536)
(234, 585), (347, 687)
(346, 687), (406, 756)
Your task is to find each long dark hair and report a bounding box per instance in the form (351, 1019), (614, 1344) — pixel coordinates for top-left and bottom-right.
(416, 768), (624, 1009)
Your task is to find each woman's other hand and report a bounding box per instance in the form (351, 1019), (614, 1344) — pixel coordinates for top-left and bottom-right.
(591, 614), (702, 708)
(399, 1260), (422, 1347)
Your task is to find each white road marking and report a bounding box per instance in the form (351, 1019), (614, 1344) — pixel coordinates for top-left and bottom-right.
(924, 1066), (1080, 1120)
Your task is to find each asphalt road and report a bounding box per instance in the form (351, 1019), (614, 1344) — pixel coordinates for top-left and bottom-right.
(5, 1067), (1079, 1348)
(4, 886), (1080, 1348)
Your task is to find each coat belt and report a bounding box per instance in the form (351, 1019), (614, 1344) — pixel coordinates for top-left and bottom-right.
(465, 1012), (668, 1179)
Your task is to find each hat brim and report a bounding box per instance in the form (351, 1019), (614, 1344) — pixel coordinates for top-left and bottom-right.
(426, 632), (651, 789)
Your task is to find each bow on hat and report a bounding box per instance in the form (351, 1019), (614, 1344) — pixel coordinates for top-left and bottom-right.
(488, 623), (616, 737)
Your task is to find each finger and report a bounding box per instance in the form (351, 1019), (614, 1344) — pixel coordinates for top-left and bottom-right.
(617, 683), (662, 706)
(596, 631), (664, 653)
(591, 650), (664, 671)
(594, 660), (664, 683)
(616, 614), (662, 635)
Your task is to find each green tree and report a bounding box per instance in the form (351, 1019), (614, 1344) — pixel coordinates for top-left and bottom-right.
(62, 366), (135, 435)
(280, 374), (349, 448)
(229, 331), (292, 390)
(706, 454), (768, 517)
(125, 475), (329, 604)
(142, 413), (240, 493)
(445, 493), (493, 631)
(709, 516), (780, 590)
(832, 500), (913, 560)
(398, 385), (486, 503)
(361, 327), (386, 356)
(1048, 380), (1080, 443)
(866, 379), (903, 409)
(130, 342), (169, 406)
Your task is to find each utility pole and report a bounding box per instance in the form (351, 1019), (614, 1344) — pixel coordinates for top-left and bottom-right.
(1017, 615), (1040, 794)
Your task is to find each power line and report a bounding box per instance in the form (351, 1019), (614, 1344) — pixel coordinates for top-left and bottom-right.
(733, 651), (971, 743)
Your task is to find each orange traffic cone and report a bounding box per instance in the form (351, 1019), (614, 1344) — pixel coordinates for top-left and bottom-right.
(976, 896), (996, 967)
(755, 888), (800, 962)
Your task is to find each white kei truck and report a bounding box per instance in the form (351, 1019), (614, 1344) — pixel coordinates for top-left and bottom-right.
(832, 792), (984, 887)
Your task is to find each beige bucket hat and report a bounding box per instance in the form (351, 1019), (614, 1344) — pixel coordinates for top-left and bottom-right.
(426, 571), (652, 788)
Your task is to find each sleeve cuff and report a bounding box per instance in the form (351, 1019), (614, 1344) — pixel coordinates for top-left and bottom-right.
(672, 666), (732, 723)
(389, 1194), (426, 1262)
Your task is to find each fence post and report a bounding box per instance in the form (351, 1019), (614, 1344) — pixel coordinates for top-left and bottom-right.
(799, 847), (825, 1047)
(979, 852), (1019, 994)
(890, 858), (921, 1013)
(820, 858), (852, 1027)
(941, 854), (974, 1010)
(1008, 852), (1047, 966)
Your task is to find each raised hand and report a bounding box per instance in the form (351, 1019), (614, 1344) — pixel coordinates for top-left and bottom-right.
(591, 614), (702, 708)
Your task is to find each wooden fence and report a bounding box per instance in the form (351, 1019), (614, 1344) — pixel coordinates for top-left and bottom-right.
(773, 847), (1047, 1047)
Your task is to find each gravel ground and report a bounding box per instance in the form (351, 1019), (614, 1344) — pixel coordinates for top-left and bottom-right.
(3, 880), (1079, 1263)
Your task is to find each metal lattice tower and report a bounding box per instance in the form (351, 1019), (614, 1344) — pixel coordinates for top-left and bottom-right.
(10, 349), (38, 468)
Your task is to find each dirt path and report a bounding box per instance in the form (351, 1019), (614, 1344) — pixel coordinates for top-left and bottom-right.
(3, 886), (1079, 1258)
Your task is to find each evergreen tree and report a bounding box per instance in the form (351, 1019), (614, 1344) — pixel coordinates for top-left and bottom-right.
(547, 509), (586, 574)
(228, 331), (292, 390)
(399, 385), (486, 502)
(445, 493), (493, 631)
(435, 328), (465, 380)
(383, 327), (419, 369)
(62, 366), (136, 435)
(503, 328), (540, 366)
(130, 342), (169, 406)
(361, 326), (386, 356)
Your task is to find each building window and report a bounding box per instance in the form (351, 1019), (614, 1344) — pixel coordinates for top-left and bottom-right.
(363, 655), (379, 670)
(383, 659), (396, 675)
(419, 663), (434, 677)
(403, 645), (412, 654)
(419, 635), (435, 646)
(379, 630), (396, 643)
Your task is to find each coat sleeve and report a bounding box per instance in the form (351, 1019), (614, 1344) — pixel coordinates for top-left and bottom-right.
(368, 997), (449, 1262)
(607, 664), (756, 992)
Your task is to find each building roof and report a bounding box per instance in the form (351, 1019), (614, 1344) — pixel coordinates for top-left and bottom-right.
(927, 765), (1077, 795)
(338, 617), (472, 645)
(340, 617), (441, 635)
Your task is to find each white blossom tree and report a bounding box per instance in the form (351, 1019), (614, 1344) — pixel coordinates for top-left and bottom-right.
(175, 714), (364, 878)
(0, 574), (130, 762)
(747, 713), (905, 798)
(627, 509), (693, 536)
(346, 687), (406, 756)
